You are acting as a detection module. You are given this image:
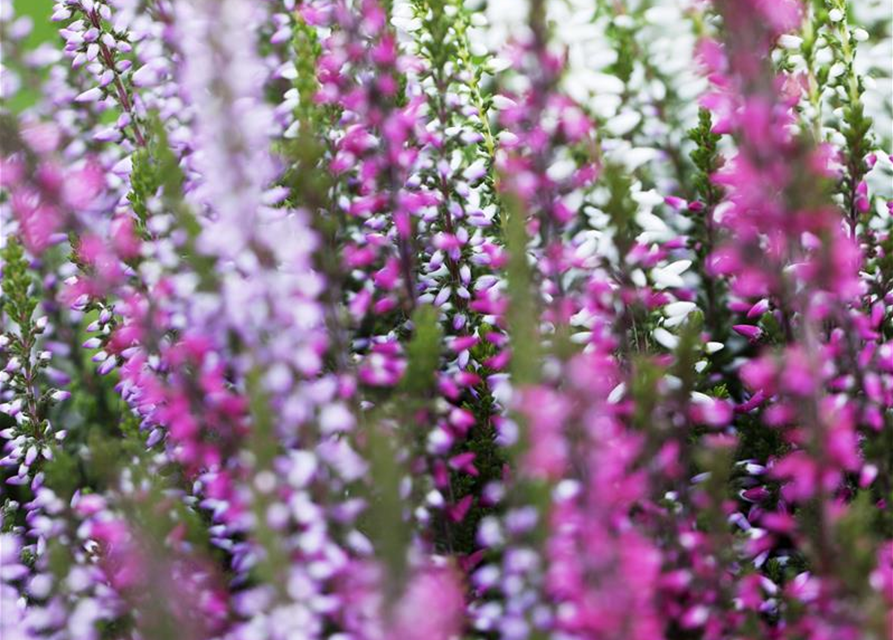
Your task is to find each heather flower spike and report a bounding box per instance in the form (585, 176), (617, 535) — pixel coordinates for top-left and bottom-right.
(1, 0), (890, 638)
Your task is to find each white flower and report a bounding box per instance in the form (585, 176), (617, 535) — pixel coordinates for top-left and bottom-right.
(546, 158), (577, 182)
(470, 42), (489, 57)
(607, 382), (627, 404)
(828, 62), (846, 79)
(664, 301), (698, 327)
(586, 72), (625, 95)
(778, 34), (803, 50)
(652, 260), (692, 289)
(75, 87), (103, 103)
(644, 6), (678, 23)
(690, 391), (713, 404)
(619, 147), (659, 171)
(630, 268), (647, 288)
(497, 131), (519, 145)
(463, 160), (488, 183)
(606, 111), (642, 136)
(631, 189), (665, 208)
(470, 12), (488, 27)
(486, 57), (512, 74)
(653, 327), (680, 350)
(635, 210), (668, 233)
(613, 15), (635, 29)
(706, 341), (725, 354)
(287, 451), (318, 489)
(320, 403), (354, 434)
(491, 95), (517, 110)
(392, 17), (423, 32)
(665, 301), (697, 318)
(132, 63), (161, 87)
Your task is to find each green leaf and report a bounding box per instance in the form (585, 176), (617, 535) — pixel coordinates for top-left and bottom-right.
(400, 304), (442, 396)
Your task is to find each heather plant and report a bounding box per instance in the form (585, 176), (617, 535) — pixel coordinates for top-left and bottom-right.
(1, 1), (891, 639)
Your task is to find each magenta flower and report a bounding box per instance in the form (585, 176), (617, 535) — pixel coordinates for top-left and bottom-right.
(0, 1), (889, 638)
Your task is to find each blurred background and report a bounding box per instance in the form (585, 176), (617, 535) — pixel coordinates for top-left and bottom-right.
(4, 0), (54, 112)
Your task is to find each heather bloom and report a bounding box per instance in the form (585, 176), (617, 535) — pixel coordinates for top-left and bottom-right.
(176, 0), (276, 258)
(0, 0), (890, 639)
(389, 564), (465, 640)
(1, 122), (105, 253)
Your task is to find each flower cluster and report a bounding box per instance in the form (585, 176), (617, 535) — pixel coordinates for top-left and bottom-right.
(1, 1), (891, 639)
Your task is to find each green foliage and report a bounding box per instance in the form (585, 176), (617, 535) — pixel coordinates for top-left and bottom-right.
(841, 95), (873, 208)
(401, 305), (442, 396)
(127, 148), (162, 234)
(693, 440), (735, 543)
(874, 226), (893, 302)
(601, 162), (637, 244)
(4, 1), (55, 114)
(292, 13), (325, 127)
(364, 414), (411, 604)
(818, 0), (876, 239)
(413, 0), (498, 180)
(688, 108), (722, 204)
(439, 322), (507, 555)
(1, 236), (36, 332)
(129, 115), (216, 287)
(442, 400), (505, 555)
(601, 163), (651, 354)
(862, 410), (893, 537)
(605, 17), (636, 90)
(413, 0), (455, 81)
(504, 195), (540, 390)
(42, 447), (80, 501)
(673, 314), (704, 390)
(127, 116), (185, 214)
(833, 490), (882, 592)
(0, 237), (49, 438)
(686, 108), (730, 341)
(735, 410), (788, 464)
(630, 355), (664, 431)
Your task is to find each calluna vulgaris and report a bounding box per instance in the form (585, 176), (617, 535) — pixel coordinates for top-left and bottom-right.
(0, 0), (891, 638)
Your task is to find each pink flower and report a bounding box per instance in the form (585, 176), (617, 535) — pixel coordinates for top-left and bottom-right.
(390, 566), (465, 640)
(518, 386), (572, 480)
(732, 324), (763, 343)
